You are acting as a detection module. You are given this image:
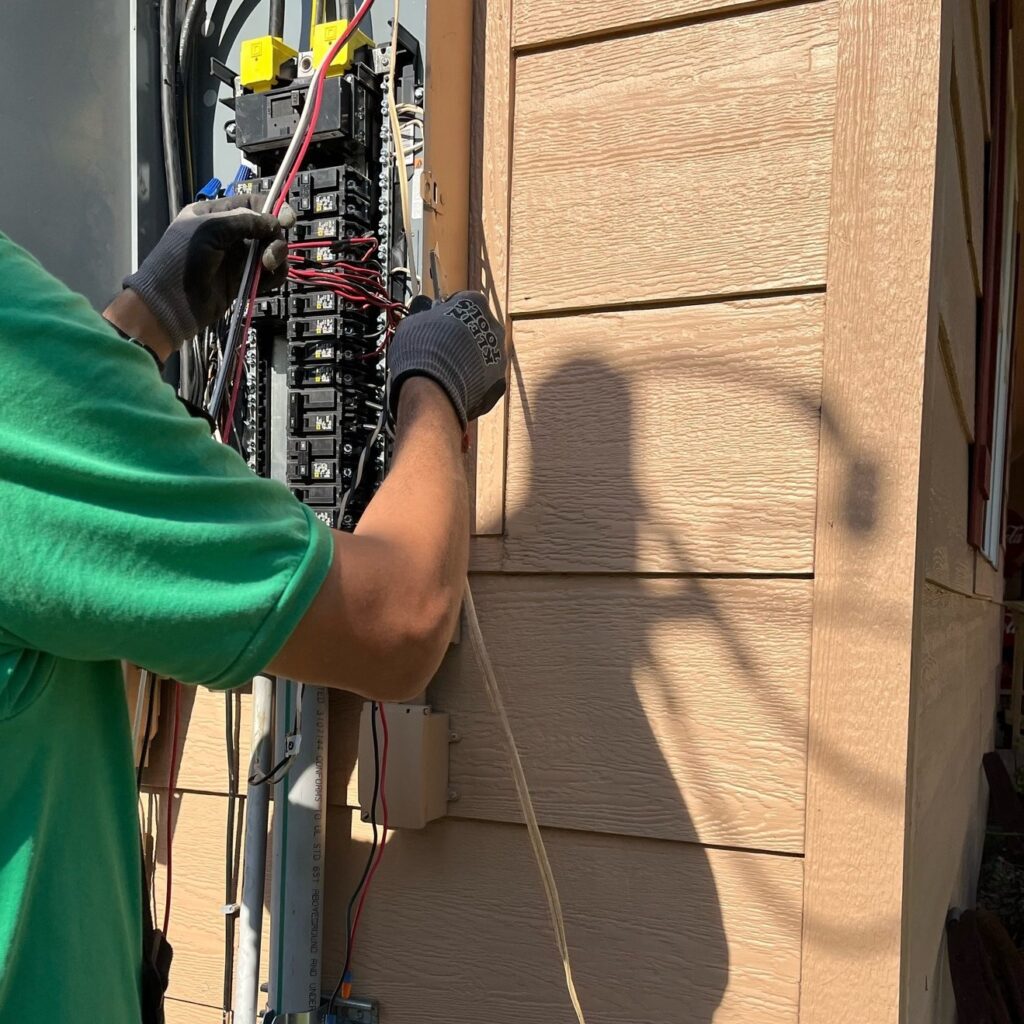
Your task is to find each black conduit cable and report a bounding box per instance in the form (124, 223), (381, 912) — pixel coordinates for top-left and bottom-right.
(269, 0), (285, 37)
(159, 0), (184, 220)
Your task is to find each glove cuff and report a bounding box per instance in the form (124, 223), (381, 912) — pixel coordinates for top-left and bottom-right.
(123, 225), (194, 348)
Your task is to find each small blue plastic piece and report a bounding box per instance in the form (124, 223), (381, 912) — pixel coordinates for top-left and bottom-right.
(225, 164), (255, 197)
(195, 177), (222, 200)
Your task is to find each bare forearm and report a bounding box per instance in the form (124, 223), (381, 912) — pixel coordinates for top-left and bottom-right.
(268, 378), (468, 697)
(356, 378), (469, 618)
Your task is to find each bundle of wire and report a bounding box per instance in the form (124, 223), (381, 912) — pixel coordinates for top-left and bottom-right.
(195, 2), (589, 1020)
(210, 0), (379, 432)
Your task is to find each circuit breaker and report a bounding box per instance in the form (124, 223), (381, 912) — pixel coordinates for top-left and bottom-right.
(226, 32), (422, 531)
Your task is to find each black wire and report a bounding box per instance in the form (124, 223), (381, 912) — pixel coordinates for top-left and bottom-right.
(248, 751), (295, 787)
(269, 0), (285, 36)
(136, 677), (158, 790)
(327, 702), (380, 1019)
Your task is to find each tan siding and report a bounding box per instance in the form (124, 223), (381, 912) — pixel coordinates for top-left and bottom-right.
(799, 0), (945, 1019)
(499, 296), (823, 573)
(470, 0), (512, 534)
(151, 792), (235, 1008)
(321, 813), (803, 1023)
(428, 576), (808, 851)
(507, 2), (838, 314)
(512, 0), (784, 48)
(903, 584), (1001, 1023)
(164, 999), (223, 1024)
(150, 792), (271, 1011)
(143, 685), (252, 797)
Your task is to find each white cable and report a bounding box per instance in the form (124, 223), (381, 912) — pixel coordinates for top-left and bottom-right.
(131, 669), (151, 765)
(259, 1), (372, 216)
(388, 0), (419, 294)
(462, 581), (588, 1024)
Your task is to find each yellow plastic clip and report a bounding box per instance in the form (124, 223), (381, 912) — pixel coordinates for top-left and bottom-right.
(311, 19), (374, 79)
(239, 35), (298, 93)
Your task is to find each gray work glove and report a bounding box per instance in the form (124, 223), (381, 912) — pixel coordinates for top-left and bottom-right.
(388, 291), (507, 428)
(123, 195), (291, 349)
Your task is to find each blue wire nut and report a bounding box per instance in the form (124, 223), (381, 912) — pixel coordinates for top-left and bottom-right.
(225, 164), (255, 197)
(195, 177), (222, 201)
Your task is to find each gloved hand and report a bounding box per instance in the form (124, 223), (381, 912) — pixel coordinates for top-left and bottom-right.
(122, 195), (291, 350)
(388, 291), (507, 428)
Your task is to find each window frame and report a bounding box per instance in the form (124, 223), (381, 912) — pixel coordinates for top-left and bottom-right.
(970, 0), (1019, 566)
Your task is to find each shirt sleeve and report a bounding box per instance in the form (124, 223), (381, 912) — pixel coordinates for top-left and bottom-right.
(0, 236), (334, 689)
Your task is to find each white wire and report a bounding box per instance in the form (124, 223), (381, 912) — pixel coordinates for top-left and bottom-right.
(259, 4), (371, 215)
(131, 669), (151, 764)
(388, 0), (419, 294)
(462, 582), (588, 1024)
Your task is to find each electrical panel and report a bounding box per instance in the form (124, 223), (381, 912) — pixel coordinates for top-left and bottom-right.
(227, 38), (422, 531)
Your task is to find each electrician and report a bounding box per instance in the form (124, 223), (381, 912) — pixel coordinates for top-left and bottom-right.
(0, 196), (506, 1023)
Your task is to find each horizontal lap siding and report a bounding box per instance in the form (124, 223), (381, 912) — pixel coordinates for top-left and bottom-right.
(155, 4), (840, 1019)
(507, 2), (838, 313)
(512, 0), (783, 49)
(501, 295), (824, 573)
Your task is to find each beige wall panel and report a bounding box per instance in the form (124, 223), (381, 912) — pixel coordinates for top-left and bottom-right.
(470, 0), (511, 533)
(415, 575), (811, 851)
(143, 685), (252, 796)
(512, 0), (782, 48)
(936, 114), (979, 433)
(151, 793), (236, 1008)
(164, 1000), (223, 1024)
(322, 813), (803, 1023)
(507, 2), (838, 314)
(952, 3), (987, 280)
(499, 295), (823, 573)
(799, 0), (944, 1019)
(921, 351), (975, 596)
(903, 584), (1001, 1022)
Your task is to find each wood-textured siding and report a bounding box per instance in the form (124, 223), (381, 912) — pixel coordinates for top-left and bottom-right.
(507, 2), (838, 314)
(902, 1), (1004, 1019)
(148, 1), (1004, 1021)
(501, 296), (824, 573)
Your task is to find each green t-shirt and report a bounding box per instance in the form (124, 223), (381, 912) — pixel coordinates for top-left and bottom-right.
(0, 236), (333, 1021)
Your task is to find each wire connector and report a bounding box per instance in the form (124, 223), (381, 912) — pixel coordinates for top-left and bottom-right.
(195, 177), (223, 201)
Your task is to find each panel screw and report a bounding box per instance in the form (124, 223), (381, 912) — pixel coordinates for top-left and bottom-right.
(449, 732), (460, 743)
(447, 790), (459, 802)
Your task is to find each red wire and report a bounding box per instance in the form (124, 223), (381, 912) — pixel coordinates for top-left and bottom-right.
(221, 271), (261, 444)
(163, 681), (182, 937)
(346, 703), (389, 966)
(272, 0), (376, 218)
(222, 0), (375, 441)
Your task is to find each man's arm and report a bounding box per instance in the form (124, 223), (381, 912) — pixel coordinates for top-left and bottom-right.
(268, 377), (468, 700)
(101, 197), (505, 698)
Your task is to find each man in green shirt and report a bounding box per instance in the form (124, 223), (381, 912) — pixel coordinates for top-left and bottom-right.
(0, 196), (506, 1022)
